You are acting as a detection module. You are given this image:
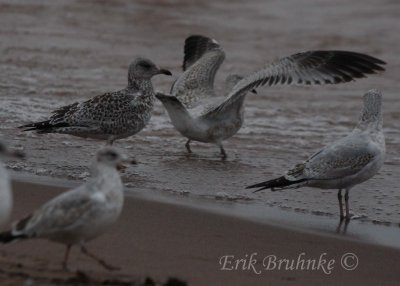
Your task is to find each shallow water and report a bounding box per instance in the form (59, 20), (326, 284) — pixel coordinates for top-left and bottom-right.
(0, 0), (399, 225)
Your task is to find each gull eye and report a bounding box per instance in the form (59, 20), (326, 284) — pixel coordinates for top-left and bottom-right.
(106, 151), (118, 160)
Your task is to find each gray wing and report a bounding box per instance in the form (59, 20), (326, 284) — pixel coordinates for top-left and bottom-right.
(206, 50), (385, 115)
(285, 136), (378, 181)
(171, 35), (225, 109)
(12, 184), (102, 237)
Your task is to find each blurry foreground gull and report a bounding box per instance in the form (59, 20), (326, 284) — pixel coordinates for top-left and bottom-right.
(247, 89), (385, 220)
(0, 141), (24, 230)
(0, 147), (130, 270)
(156, 35), (385, 158)
(19, 57), (172, 145)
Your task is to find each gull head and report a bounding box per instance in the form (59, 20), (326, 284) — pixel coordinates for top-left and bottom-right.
(96, 147), (130, 169)
(225, 74), (257, 94)
(128, 57), (172, 82)
(358, 89), (383, 129)
(363, 89), (382, 109)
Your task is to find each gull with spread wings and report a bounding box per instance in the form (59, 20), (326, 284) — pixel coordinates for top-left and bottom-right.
(156, 35), (385, 159)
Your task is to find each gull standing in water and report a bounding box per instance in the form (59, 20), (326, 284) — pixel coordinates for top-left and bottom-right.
(19, 57), (172, 145)
(0, 141), (24, 230)
(0, 147), (130, 270)
(247, 89), (385, 220)
(156, 35), (385, 158)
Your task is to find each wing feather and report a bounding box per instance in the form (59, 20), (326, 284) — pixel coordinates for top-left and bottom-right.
(182, 35), (222, 71)
(285, 137), (377, 181)
(11, 186), (98, 237)
(205, 50), (385, 115)
(27, 90), (139, 131)
(171, 35), (225, 109)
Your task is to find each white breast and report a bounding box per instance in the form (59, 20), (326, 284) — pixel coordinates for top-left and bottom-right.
(0, 164), (12, 230)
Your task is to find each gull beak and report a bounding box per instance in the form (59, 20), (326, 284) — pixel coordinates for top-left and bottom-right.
(158, 68), (172, 76)
(116, 158), (137, 171)
(155, 93), (163, 100)
(155, 92), (169, 101)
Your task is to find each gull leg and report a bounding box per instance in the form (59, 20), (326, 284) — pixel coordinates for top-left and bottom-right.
(337, 189), (344, 220)
(185, 139), (192, 153)
(336, 218), (344, 233)
(344, 189), (350, 220)
(219, 144), (227, 160)
(62, 245), (72, 271)
(106, 136), (115, 146)
(343, 218), (350, 234)
(80, 245), (120, 271)
(336, 215), (351, 235)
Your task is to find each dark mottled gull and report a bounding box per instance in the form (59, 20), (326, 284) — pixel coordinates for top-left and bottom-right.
(156, 35), (386, 158)
(247, 89), (385, 220)
(0, 147), (131, 270)
(19, 57), (172, 145)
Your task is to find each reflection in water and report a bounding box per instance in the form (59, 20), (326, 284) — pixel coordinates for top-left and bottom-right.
(336, 218), (351, 235)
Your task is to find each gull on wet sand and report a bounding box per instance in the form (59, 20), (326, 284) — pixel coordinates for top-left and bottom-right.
(247, 89), (385, 220)
(0, 147), (130, 270)
(19, 57), (172, 145)
(0, 141), (24, 230)
(156, 35), (386, 159)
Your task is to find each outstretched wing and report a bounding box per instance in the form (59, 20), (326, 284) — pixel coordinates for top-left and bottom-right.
(171, 35), (225, 109)
(206, 50), (385, 115)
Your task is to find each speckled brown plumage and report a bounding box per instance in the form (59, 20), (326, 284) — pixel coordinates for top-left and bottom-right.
(19, 57), (172, 144)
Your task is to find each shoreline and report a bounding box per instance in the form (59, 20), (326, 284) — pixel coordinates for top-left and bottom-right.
(1, 178), (399, 285)
(10, 172), (400, 249)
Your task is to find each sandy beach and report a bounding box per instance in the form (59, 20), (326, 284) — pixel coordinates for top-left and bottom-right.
(0, 180), (398, 285)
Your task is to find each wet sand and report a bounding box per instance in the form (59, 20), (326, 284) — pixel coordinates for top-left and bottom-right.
(0, 180), (399, 285)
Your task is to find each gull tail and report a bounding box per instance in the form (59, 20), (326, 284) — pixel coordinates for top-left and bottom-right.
(18, 121), (69, 133)
(155, 92), (192, 122)
(0, 230), (27, 244)
(246, 176), (308, 193)
(0, 214), (33, 244)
